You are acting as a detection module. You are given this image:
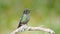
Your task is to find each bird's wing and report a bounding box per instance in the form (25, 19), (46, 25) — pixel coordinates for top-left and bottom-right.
(20, 14), (27, 22)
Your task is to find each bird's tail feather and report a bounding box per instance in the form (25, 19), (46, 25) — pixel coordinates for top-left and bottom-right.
(17, 22), (22, 28)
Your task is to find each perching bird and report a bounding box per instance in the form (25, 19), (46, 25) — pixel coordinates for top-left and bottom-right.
(17, 9), (30, 28)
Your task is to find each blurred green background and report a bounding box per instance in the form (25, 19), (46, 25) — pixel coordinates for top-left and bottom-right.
(0, 0), (60, 34)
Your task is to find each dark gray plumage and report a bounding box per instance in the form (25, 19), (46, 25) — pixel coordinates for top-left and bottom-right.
(17, 9), (30, 28)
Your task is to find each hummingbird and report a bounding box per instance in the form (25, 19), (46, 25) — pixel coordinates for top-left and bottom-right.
(17, 9), (30, 28)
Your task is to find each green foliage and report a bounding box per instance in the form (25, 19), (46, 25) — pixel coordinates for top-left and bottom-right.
(0, 0), (60, 34)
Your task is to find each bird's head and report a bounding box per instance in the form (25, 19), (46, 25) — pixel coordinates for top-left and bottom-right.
(23, 9), (30, 14)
